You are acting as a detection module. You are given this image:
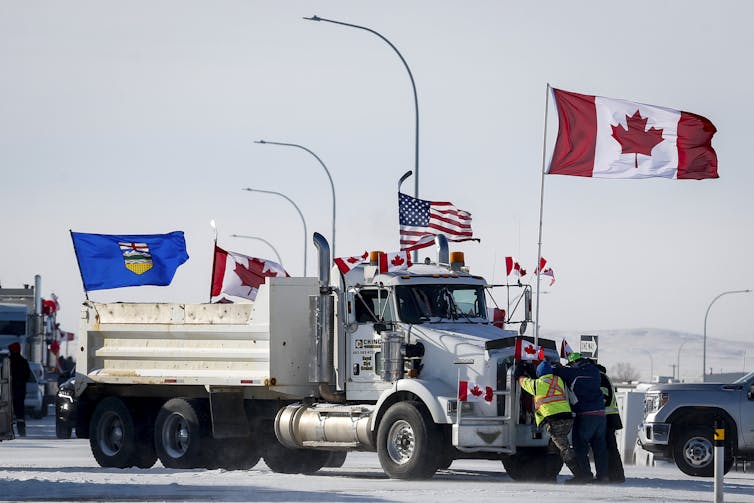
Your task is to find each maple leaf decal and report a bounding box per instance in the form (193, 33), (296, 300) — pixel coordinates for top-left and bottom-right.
(234, 258), (287, 293)
(391, 254), (405, 267)
(524, 344), (537, 356)
(470, 385), (483, 397)
(611, 110), (664, 169)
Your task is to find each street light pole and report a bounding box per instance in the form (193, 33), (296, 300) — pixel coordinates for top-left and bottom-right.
(255, 140), (336, 258)
(304, 15), (419, 201)
(703, 289), (751, 382)
(242, 188), (308, 276)
(398, 170), (413, 193)
(676, 340), (690, 381)
(230, 234), (284, 267)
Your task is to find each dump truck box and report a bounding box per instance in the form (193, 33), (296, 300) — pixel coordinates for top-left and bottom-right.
(78, 277), (320, 398)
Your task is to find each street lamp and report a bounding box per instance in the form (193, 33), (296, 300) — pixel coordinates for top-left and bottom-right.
(230, 234), (283, 267)
(255, 140), (336, 258)
(703, 289), (751, 382)
(398, 170), (413, 193)
(242, 188), (308, 276)
(304, 15), (420, 202)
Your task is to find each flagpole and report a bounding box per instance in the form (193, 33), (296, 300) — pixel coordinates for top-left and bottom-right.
(69, 230), (90, 301)
(534, 83), (551, 346)
(209, 220), (218, 302)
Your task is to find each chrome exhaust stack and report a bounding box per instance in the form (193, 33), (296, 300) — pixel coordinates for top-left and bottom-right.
(310, 232), (334, 385)
(435, 234), (449, 266)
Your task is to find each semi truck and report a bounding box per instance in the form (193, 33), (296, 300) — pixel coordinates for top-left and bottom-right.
(74, 234), (563, 479)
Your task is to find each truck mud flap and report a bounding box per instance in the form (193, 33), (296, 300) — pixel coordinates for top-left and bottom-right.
(209, 390), (249, 439)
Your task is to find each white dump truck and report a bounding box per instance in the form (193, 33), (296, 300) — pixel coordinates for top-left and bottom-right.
(74, 234), (562, 479)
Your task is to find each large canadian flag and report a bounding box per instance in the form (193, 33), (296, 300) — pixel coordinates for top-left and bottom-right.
(547, 88), (718, 180)
(211, 245), (288, 301)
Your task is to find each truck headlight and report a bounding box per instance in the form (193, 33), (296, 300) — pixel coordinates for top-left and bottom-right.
(643, 391), (668, 415)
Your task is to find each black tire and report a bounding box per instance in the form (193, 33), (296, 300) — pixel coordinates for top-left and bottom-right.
(154, 398), (210, 469)
(89, 397), (147, 468)
(324, 451), (348, 468)
(673, 427), (732, 477)
(376, 401), (442, 480)
(263, 441), (329, 474)
(207, 437), (261, 470)
(502, 449), (563, 481)
(55, 418), (72, 439)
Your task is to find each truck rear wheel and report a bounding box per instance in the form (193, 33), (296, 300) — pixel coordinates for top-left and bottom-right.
(207, 437), (261, 470)
(263, 441), (329, 474)
(673, 427), (732, 477)
(90, 397), (155, 468)
(376, 401), (441, 479)
(324, 451), (348, 468)
(155, 398), (209, 469)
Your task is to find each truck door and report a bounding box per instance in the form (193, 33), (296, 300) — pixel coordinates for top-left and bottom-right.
(349, 288), (394, 384)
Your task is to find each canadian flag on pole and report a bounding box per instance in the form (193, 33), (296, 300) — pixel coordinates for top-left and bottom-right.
(560, 339), (573, 359)
(547, 88), (718, 180)
(211, 245), (289, 301)
(514, 337), (544, 361)
(541, 267), (555, 286)
(505, 257), (527, 282)
(333, 252), (368, 275)
(458, 380), (494, 402)
(379, 250), (412, 273)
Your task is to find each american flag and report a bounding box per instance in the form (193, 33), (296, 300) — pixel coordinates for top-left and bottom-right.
(399, 193), (475, 251)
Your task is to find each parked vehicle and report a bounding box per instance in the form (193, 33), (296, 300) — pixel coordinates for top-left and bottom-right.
(73, 235), (562, 479)
(0, 353), (13, 441)
(638, 372), (754, 476)
(55, 377), (76, 439)
(25, 367), (45, 419)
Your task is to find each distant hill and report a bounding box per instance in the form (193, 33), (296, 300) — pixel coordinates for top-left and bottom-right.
(539, 328), (752, 383)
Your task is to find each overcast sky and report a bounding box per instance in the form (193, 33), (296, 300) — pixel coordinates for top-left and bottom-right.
(2, 1), (752, 361)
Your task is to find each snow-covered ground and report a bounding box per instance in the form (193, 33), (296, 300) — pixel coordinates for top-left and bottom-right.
(2, 413), (753, 502)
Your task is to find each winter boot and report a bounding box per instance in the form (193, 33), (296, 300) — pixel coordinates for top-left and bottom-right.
(16, 419), (26, 437)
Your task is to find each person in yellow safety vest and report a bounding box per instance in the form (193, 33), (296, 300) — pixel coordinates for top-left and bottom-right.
(515, 360), (589, 483)
(596, 363), (625, 483)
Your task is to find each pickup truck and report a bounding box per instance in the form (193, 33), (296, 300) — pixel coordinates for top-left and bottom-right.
(638, 371), (754, 476)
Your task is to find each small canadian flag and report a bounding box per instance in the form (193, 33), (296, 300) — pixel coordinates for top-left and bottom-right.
(514, 337), (544, 361)
(379, 250), (412, 273)
(333, 252), (368, 275)
(560, 339), (573, 359)
(458, 380), (494, 402)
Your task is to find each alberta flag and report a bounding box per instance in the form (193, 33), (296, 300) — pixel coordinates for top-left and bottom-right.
(70, 231), (189, 291)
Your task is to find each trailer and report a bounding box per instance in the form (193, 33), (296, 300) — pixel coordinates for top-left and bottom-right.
(75, 234), (562, 479)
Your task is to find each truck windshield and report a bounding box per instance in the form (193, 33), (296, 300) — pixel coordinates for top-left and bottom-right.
(395, 285), (486, 324)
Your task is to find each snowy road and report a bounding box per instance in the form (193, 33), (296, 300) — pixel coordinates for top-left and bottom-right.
(2, 414), (754, 502)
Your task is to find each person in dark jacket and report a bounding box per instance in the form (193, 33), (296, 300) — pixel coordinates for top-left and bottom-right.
(8, 342), (31, 436)
(597, 363), (625, 482)
(553, 352), (608, 483)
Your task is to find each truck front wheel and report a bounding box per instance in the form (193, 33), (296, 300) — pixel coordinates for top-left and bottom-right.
(90, 397), (155, 468)
(155, 398), (209, 469)
(672, 427), (732, 477)
(376, 401), (441, 479)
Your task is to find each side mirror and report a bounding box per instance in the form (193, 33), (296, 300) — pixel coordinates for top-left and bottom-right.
(524, 288), (532, 323)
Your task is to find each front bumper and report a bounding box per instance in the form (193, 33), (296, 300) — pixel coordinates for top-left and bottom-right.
(638, 421), (671, 456)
